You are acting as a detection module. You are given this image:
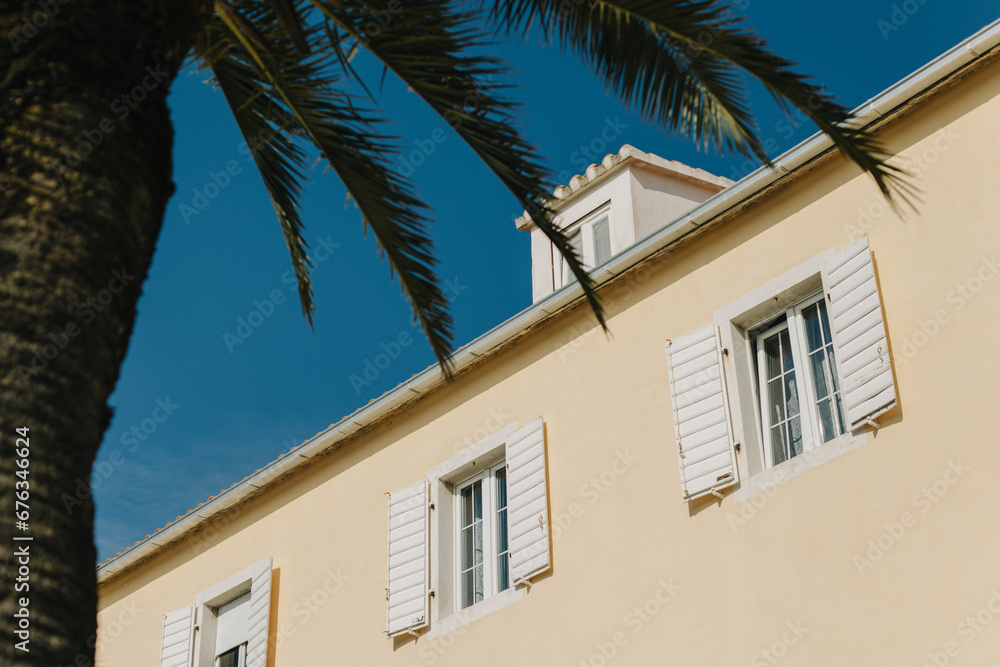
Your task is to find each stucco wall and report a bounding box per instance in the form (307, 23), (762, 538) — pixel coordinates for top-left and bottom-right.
(97, 56), (1000, 666)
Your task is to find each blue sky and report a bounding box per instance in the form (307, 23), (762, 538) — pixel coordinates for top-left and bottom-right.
(93, 2), (1000, 561)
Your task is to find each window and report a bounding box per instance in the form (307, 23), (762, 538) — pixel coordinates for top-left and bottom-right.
(666, 237), (898, 501)
(753, 294), (847, 468)
(455, 462), (510, 610)
(213, 593), (250, 667)
(557, 206), (612, 288)
(215, 645), (243, 667)
(386, 418), (550, 639)
(158, 558), (273, 667)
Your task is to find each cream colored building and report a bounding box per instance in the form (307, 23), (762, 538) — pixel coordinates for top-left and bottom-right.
(97, 20), (1000, 667)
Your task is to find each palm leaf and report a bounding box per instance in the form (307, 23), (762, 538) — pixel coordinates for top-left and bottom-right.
(200, 2), (455, 367)
(492, 0), (917, 207)
(305, 0), (607, 330)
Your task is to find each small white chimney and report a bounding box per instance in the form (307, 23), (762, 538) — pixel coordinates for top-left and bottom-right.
(516, 144), (733, 302)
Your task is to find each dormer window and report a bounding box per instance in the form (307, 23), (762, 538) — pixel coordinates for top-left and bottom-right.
(517, 145), (732, 303)
(556, 204), (612, 289)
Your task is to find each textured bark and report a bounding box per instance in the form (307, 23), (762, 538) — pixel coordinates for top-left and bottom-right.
(0, 2), (205, 664)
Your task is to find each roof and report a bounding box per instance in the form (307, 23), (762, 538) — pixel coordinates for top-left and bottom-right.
(513, 144), (734, 231)
(96, 18), (1000, 584)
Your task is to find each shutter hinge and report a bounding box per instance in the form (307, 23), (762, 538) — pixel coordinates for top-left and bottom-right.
(722, 347), (729, 356)
(428, 502), (435, 510)
(733, 440), (741, 452)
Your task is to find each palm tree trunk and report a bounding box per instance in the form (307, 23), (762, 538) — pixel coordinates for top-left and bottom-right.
(0, 2), (205, 664)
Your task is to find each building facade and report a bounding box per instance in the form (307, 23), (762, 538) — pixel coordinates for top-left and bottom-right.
(97, 21), (1000, 667)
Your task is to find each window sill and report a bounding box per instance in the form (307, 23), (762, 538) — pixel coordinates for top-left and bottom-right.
(425, 587), (523, 640)
(733, 430), (868, 502)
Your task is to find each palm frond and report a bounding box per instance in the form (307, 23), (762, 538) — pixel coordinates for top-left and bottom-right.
(270, 0), (310, 52)
(491, 0), (917, 208)
(201, 14), (315, 322)
(305, 0), (607, 330)
(198, 2), (456, 366)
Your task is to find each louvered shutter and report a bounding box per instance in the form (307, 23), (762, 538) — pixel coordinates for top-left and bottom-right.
(666, 324), (738, 501)
(246, 558), (273, 667)
(506, 417), (550, 584)
(386, 480), (429, 637)
(159, 604), (195, 667)
(824, 236), (897, 429)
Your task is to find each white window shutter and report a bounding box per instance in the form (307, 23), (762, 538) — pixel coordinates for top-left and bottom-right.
(246, 557), (273, 667)
(665, 324), (738, 501)
(824, 236), (897, 429)
(506, 417), (550, 585)
(159, 604), (195, 667)
(386, 480), (429, 637)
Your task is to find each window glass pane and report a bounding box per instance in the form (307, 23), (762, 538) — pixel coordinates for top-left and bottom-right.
(760, 326), (804, 465)
(829, 344), (848, 435)
(828, 345), (842, 393)
(809, 351), (831, 400)
(459, 479), (485, 608)
(803, 302), (824, 352)
(461, 526), (474, 569)
(461, 570), (475, 609)
(819, 299), (833, 342)
(787, 414), (804, 458)
(764, 334), (781, 379)
(834, 394), (848, 434)
(461, 486), (472, 527)
(770, 425), (787, 466)
(592, 217), (611, 266)
(495, 468), (509, 593)
(496, 468), (507, 509)
(816, 398), (837, 443)
(472, 480), (482, 521)
(767, 378), (786, 425)
(497, 552), (510, 593)
(784, 374), (800, 419)
(780, 329), (794, 372)
(216, 646), (241, 667)
(804, 300), (848, 442)
(474, 563), (484, 604)
(784, 370), (803, 457)
(473, 519), (483, 566)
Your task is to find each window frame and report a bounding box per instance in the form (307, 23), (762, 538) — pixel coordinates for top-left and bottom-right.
(190, 558), (271, 667)
(425, 423), (524, 639)
(212, 591), (250, 667)
(555, 204), (613, 289)
(713, 249), (868, 501)
(752, 291), (849, 469)
(214, 643), (246, 667)
(452, 460), (510, 611)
